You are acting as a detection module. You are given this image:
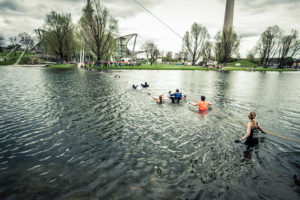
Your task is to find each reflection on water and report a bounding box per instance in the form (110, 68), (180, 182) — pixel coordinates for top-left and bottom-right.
(0, 66), (299, 199)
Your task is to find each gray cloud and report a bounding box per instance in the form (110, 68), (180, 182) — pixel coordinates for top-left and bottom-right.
(0, 1), (23, 12)
(1, 0), (299, 56)
(218, 0), (300, 12)
(0, 0), (161, 40)
(240, 32), (258, 38)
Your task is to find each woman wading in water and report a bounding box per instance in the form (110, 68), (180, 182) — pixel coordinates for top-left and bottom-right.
(240, 111), (266, 145)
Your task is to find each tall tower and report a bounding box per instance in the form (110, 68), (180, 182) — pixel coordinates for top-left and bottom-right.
(223, 0), (235, 31)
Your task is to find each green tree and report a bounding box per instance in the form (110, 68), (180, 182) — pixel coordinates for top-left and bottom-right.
(79, 0), (118, 61)
(44, 11), (75, 61)
(183, 23), (210, 65)
(214, 28), (240, 63)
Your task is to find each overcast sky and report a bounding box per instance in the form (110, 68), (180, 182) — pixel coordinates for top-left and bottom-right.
(1, 0), (300, 57)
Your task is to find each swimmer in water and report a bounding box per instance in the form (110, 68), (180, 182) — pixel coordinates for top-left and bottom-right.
(151, 95), (164, 104)
(132, 84), (138, 89)
(240, 111), (266, 145)
(141, 82), (149, 87)
(168, 89), (184, 103)
(189, 96), (212, 111)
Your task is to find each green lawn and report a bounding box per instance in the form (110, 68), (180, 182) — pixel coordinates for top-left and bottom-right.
(87, 63), (215, 70)
(48, 64), (76, 69)
(86, 62), (295, 71)
(0, 61), (15, 65)
(227, 60), (258, 68)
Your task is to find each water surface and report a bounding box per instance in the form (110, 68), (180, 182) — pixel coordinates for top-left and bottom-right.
(0, 66), (299, 199)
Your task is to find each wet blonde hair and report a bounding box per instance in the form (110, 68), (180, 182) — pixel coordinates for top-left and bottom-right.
(248, 111), (257, 128)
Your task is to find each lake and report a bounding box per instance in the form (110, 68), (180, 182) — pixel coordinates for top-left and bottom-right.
(0, 66), (299, 199)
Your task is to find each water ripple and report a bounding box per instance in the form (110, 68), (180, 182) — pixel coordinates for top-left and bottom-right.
(0, 67), (299, 199)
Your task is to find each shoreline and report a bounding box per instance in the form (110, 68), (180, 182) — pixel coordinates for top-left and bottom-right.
(84, 65), (298, 72)
(2, 64), (298, 71)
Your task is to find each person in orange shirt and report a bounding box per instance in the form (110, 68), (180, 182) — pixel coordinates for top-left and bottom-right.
(189, 96), (212, 111)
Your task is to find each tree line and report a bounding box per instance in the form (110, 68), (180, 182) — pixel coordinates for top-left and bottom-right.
(39, 0), (118, 62)
(248, 25), (300, 68)
(1, 0), (299, 67)
(142, 24), (300, 68)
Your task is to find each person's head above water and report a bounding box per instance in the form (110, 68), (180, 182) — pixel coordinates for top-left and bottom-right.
(201, 96), (206, 101)
(159, 95), (163, 103)
(248, 111), (256, 120)
(248, 111), (258, 127)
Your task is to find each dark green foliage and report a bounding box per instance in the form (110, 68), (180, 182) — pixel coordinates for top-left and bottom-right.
(43, 11), (75, 61)
(214, 29), (240, 63)
(79, 0), (118, 61)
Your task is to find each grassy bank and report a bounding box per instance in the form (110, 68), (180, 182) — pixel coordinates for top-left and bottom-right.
(223, 60), (296, 71)
(85, 63), (296, 72)
(0, 51), (44, 65)
(0, 61), (15, 65)
(87, 64), (215, 71)
(222, 66), (296, 71)
(48, 64), (75, 69)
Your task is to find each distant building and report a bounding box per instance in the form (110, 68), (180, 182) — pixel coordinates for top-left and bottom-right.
(114, 34), (137, 60)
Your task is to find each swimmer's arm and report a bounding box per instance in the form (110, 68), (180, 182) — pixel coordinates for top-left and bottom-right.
(151, 96), (159, 101)
(241, 123), (252, 140)
(189, 102), (197, 106)
(257, 123), (266, 134)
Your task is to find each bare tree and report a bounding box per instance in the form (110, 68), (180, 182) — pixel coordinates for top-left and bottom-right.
(0, 35), (5, 46)
(290, 40), (300, 58)
(0, 35), (4, 52)
(141, 40), (159, 61)
(165, 51), (172, 61)
(9, 36), (18, 47)
(246, 47), (258, 63)
(18, 32), (34, 51)
(278, 30), (298, 68)
(214, 28), (240, 63)
(202, 41), (213, 62)
(80, 0), (118, 61)
(183, 23), (210, 65)
(256, 25), (282, 67)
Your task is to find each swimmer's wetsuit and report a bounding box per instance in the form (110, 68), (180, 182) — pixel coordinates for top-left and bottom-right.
(245, 124), (260, 145)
